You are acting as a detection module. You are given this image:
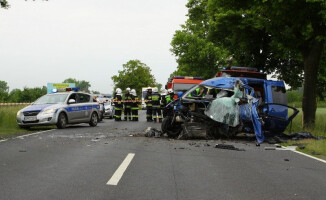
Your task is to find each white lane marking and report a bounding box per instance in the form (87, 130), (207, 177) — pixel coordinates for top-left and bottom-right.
(277, 145), (326, 164)
(0, 139), (8, 143)
(16, 129), (54, 139)
(107, 153), (135, 186)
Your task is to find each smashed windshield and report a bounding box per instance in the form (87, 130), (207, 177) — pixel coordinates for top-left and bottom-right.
(33, 94), (69, 105)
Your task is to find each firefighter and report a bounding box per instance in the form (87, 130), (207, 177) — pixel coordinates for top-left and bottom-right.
(130, 89), (139, 121)
(145, 87), (153, 122)
(152, 88), (162, 122)
(123, 87), (132, 121)
(165, 89), (174, 104)
(160, 88), (167, 118)
(114, 88), (123, 121)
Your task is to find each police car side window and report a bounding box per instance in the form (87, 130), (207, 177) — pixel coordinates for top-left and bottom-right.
(78, 94), (90, 103)
(68, 94), (77, 102)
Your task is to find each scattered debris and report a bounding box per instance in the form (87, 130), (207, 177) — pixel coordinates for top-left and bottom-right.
(179, 147), (185, 149)
(19, 150), (27, 152)
(204, 143), (211, 147)
(215, 144), (245, 151)
(128, 134), (134, 137)
(265, 147), (276, 150)
(145, 127), (162, 138)
(275, 144), (282, 148)
(284, 158), (290, 161)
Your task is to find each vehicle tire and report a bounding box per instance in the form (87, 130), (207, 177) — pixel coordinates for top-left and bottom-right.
(56, 113), (67, 129)
(89, 112), (98, 127)
(161, 116), (182, 138)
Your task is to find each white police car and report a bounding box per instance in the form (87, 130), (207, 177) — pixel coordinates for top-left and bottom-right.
(16, 88), (100, 129)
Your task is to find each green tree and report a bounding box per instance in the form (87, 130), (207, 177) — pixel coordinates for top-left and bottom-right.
(0, 0), (9, 9)
(63, 78), (91, 93)
(111, 60), (156, 97)
(0, 80), (9, 92)
(171, 0), (229, 79)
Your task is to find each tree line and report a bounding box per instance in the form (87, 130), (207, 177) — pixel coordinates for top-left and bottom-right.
(0, 78), (93, 103)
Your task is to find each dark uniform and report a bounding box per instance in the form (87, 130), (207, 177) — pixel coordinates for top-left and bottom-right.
(152, 92), (162, 122)
(123, 92), (132, 121)
(114, 94), (123, 121)
(161, 93), (167, 118)
(145, 90), (153, 122)
(131, 94), (139, 121)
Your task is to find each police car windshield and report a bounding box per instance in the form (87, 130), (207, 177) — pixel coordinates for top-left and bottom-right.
(33, 94), (69, 105)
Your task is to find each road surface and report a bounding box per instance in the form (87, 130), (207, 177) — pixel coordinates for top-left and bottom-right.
(1, 111), (326, 200)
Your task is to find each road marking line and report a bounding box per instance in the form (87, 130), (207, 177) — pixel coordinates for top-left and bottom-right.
(16, 129), (54, 139)
(0, 139), (8, 143)
(277, 146), (326, 164)
(107, 153), (135, 186)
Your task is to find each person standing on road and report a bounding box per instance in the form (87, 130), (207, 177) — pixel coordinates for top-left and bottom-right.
(130, 89), (139, 121)
(151, 88), (162, 122)
(114, 88), (123, 121)
(165, 89), (174, 105)
(123, 87), (132, 121)
(160, 88), (167, 118)
(145, 87), (153, 122)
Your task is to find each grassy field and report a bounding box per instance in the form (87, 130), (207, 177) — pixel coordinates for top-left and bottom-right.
(284, 108), (326, 157)
(0, 105), (53, 139)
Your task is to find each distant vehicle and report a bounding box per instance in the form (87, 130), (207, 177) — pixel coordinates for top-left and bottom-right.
(96, 97), (112, 119)
(141, 87), (157, 109)
(17, 88), (100, 129)
(166, 76), (204, 93)
(162, 67), (299, 143)
(103, 100), (115, 119)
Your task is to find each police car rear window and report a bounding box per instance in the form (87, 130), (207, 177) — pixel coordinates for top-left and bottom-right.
(79, 94), (90, 103)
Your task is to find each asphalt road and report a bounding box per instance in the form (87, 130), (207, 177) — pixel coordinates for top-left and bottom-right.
(1, 111), (326, 200)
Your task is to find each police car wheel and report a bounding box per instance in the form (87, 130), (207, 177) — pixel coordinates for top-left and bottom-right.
(57, 113), (67, 129)
(89, 112), (98, 127)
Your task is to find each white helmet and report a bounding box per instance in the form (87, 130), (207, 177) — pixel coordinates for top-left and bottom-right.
(131, 89), (136, 96)
(116, 88), (122, 95)
(168, 89), (173, 94)
(153, 88), (158, 93)
(126, 87), (131, 91)
(147, 87), (152, 90)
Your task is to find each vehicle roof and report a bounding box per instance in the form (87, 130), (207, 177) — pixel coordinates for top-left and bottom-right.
(200, 77), (285, 89)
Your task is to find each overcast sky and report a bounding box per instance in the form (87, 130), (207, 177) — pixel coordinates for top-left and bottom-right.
(0, 0), (188, 94)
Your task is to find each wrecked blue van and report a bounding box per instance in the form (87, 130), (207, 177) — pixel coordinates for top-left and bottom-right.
(161, 67), (299, 143)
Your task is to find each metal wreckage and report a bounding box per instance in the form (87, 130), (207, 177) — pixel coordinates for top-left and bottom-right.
(161, 67), (299, 144)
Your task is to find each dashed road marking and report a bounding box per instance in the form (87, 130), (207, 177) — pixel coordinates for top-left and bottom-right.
(107, 153), (135, 186)
(16, 129), (54, 139)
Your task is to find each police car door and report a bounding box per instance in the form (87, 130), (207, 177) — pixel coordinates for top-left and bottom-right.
(261, 80), (299, 133)
(66, 93), (80, 122)
(76, 93), (92, 122)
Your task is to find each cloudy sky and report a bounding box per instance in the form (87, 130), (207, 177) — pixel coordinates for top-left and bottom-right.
(0, 0), (188, 93)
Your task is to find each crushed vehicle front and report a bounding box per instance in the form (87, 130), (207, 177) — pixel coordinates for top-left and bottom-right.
(169, 77), (299, 143)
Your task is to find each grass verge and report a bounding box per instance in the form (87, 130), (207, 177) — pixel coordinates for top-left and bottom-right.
(0, 105), (54, 139)
(284, 108), (326, 158)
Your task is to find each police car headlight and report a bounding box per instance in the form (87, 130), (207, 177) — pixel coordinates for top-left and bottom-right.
(41, 108), (57, 114)
(17, 110), (21, 116)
